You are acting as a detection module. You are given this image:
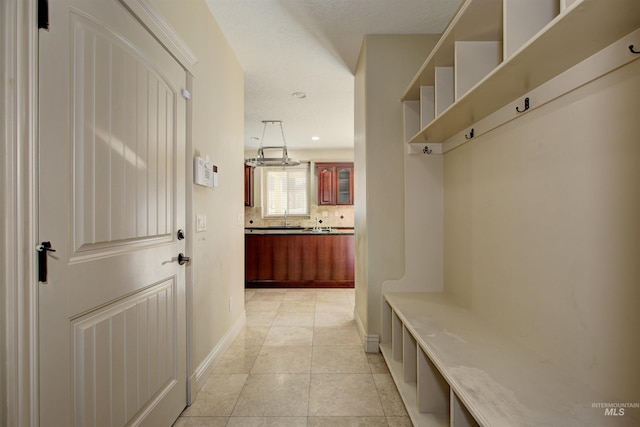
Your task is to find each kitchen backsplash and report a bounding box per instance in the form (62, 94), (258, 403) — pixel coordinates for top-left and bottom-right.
(245, 205), (355, 229)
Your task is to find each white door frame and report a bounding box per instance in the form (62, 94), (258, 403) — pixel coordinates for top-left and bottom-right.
(2, 0), (38, 425)
(1, 0), (197, 424)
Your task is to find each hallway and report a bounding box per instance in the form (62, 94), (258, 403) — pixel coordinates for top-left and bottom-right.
(174, 288), (412, 426)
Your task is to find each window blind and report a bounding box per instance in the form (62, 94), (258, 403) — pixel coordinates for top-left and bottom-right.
(263, 163), (309, 216)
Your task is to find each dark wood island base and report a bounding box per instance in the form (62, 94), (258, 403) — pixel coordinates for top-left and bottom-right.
(245, 232), (354, 288)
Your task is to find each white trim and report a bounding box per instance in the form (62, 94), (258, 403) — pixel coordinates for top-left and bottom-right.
(189, 311), (246, 398)
(2, 0), (38, 425)
(184, 73), (195, 405)
(354, 307), (380, 353)
(117, 0), (198, 73)
(363, 334), (380, 354)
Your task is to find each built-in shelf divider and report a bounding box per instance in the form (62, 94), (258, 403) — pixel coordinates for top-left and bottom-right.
(391, 310), (403, 362)
(403, 101), (420, 143)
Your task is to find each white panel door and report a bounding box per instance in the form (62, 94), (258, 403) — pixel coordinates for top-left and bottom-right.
(38, 1), (188, 425)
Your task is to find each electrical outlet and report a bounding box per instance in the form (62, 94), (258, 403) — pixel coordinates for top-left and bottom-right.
(322, 211), (328, 217)
(334, 211), (340, 217)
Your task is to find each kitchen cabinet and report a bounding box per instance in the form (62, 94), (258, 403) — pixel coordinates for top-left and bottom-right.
(316, 162), (353, 205)
(245, 232), (354, 288)
(244, 164), (254, 207)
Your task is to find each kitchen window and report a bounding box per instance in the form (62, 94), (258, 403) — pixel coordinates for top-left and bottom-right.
(262, 163), (310, 217)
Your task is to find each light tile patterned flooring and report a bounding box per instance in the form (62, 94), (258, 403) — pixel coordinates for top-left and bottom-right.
(173, 288), (412, 427)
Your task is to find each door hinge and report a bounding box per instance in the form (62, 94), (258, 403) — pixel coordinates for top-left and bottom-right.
(38, 0), (49, 30)
(181, 89), (191, 100)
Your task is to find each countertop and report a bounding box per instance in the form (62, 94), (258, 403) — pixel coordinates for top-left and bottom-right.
(244, 227), (354, 235)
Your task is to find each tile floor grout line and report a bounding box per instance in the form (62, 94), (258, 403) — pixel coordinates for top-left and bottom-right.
(175, 288), (412, 427)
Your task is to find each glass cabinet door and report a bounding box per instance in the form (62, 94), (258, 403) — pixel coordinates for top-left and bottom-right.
(336, 167), (353, 205)
(315, 162), (353, 206)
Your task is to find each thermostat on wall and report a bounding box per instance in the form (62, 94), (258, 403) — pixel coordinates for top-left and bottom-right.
(194, 156), (216, 187)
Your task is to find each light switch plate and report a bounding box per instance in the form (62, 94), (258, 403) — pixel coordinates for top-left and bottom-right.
(196, 214), (207, 232)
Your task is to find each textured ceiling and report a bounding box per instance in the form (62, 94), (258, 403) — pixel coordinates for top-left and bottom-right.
(205, 0), (463, 149)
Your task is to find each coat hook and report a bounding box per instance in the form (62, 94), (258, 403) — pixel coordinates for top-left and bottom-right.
(465, 128), (474, 139)
(422, 146), (432, 154)
(630, 45), (640, 54)
(516, 97), (530, 113)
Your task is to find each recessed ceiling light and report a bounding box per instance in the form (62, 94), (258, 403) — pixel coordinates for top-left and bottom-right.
(311, 135), (320, 141)
(292, 92), (306, 99)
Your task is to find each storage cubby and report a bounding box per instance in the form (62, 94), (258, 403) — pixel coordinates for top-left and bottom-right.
(402, 327), (417, 384)
(503, 0), (559, 59)
(381, 293), (639, 426)
(381, 302), (459, 427)
(420, 86), (435, 129)
(434, 67), (454, 116)
(561, 0), (579, 11)
(451, 392), (480, 427)
(454, 41), (502, 100)
(403, 100), (420, 143)
(417, 347), (449, 424)
(401, 0), (640, 149)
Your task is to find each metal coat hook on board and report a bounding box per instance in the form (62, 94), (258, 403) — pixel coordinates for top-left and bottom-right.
(516, 97), (530, 113)
(422, 146), (432, 154)
(630, 45), (640, 54)
(465, 128), (475, 139)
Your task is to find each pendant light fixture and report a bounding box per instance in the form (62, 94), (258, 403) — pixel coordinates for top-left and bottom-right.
(245, 120), (300, 167)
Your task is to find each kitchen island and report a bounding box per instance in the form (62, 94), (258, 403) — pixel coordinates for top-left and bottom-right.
(245, 228), (354, 288)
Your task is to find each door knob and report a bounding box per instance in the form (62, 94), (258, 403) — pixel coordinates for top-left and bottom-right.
(37, 241), (56, 282)
(178, 253), (191, 265)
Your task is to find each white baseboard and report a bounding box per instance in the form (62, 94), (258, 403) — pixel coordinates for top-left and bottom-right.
(354, 306), (379, 353)
(363, 333), (380, 353)
(188, 310), (246, 402)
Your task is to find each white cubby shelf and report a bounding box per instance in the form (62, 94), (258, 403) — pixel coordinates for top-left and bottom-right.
(401, 0), (640, 148)
(381, 293), (639, 427)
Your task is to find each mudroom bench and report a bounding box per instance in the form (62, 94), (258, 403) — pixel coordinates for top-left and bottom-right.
(380, 292), (636, 427)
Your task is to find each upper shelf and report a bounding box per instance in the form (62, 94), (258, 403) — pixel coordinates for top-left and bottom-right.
(402, 0), (640, 145)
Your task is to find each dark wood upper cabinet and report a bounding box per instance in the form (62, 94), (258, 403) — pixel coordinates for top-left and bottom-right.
(244, 164), (254, 207)
(316, 162), (353, 205)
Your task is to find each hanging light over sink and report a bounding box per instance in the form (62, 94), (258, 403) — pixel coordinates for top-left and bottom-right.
(245, 120), (300, 167)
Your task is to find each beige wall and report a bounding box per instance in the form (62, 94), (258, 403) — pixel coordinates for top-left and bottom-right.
(354, 35), (440, 346)
(149, 0), (245, 385)
(443, 59), (640, 401)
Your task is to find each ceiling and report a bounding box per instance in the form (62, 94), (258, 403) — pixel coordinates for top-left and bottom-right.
(204, 0), (463, 150)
